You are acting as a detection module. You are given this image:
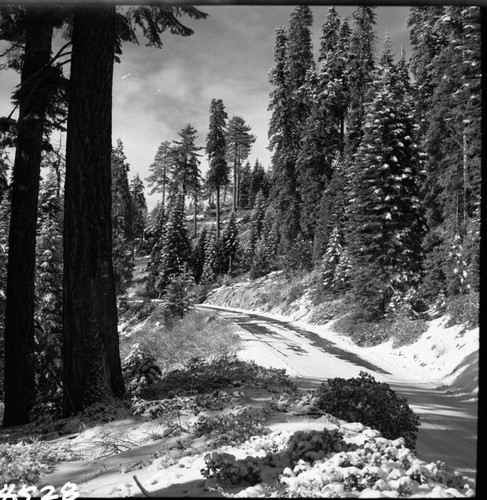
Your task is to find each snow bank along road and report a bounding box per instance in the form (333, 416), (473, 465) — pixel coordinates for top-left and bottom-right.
(197, 305), (478, 479)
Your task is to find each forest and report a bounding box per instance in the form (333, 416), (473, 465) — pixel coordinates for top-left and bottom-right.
(0, 2), (480, 438)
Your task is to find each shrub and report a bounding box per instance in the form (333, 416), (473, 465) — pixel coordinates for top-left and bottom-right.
(194, 405), (271, 446)
(332, 313), (390, 347)
(202, 451), (262, 485)
(122, 343), (163, 396)
(142, 354), (296, 399)
(282, 235), (313, 276)
(445, 293), (479, 330)
(287, 428), (347, 464)
(119, 310), (241, 374)
(314, 372), (420, 449)
(0, 440), (77, 484)
(389, 316), (428, 348)
(285, 282), (305, 306)
(159, 273), (196, 325)
(309, 297), (353, 324)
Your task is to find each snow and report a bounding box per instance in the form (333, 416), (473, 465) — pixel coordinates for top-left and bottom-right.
(198, 304), (478, 395)
(34, 303), (477, 498)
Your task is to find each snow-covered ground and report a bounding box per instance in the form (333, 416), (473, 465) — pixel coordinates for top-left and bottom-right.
(199, 303), (478, 395)
(36, 303), (478, 498)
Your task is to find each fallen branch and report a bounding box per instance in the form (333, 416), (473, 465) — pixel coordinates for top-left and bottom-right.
(133, 475), (151, 497)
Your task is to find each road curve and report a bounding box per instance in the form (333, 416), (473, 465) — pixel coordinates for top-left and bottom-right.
(198, 305), (478, 480)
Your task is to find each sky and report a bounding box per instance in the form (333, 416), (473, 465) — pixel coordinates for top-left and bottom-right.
(0, 5), (411, 211)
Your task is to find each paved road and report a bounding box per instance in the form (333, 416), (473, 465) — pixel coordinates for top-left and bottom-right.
(199, 305), (478, 479)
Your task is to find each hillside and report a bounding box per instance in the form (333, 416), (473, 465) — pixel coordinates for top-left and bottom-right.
(204, 270), (479, 396)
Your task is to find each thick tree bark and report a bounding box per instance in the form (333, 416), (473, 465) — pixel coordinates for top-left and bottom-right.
(62, 5), (124, 416)
(3, 8), (54, 427)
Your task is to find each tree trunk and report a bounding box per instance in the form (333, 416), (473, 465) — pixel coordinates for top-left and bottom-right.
(62, 5), (124, 416)
(3, 8), (54, 427)
(216, 186), (220, 240)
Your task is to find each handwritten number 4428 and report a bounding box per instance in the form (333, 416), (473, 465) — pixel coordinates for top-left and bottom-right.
(0, 482), (79, 500)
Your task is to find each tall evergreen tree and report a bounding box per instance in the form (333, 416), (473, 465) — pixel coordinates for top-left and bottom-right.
(200, 227), (218, 285)
(129, 173), (147, 252)
(146, 204), (167, 297)
(347, 39), (426, 320)
(345, 6), (376, 156)
(171, 123), (202, 235)
(268, 6), (314, 250)
(34, 165), (64, 410)
(62, 4), (207, 416)
(1, 6), (66, 426)
(206, 98), (229, 240)
(62, 5), (126, 415)
(111, 139), (134, 295)
(239, 160), (252, 210)
(146, 140), (173, 208)
(249, 159), (269, 207)
(191, 226), (207, 284)
(225, 115), (256, 211)
(221, 211), (240, 275)
(314, 157), (350, 262)
(155, 196), (191, 296)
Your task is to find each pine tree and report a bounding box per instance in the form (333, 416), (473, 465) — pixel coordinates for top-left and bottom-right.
(250, 190), (267, 243)
(239, 161), (252, 210)
(171, 124), (202, 236)
(206, 98), (229, 241)
(160, 272), (195, 323)
(314, 157), (349, 262)
(268, 6), (314, 251)
(284, 233), (313, 275)
(34, 166), (63, 410)
(250, 206), (279, 279)
(146, 205), (167, 297)
(347, 40), (426, 321)
(146, 140), (173, 208)
(62, 4), (208, 416)
(424, 7), (481, 299)
(407, 6), (446, 137)
(0, 193), (10, 398)
(111, 139), (135, 295)
(221, 211), (240, 275)
(191, 226), (207, 284)
(1, 6), (67, 426)
(129, 173), (147, 253)
(200, 227), (218, 285)
(319, 226), (343, 292)
(225, 116), (256, 211)
(345, 6), (376, 156)
(155, 196), (191, 297)
(249, 160), (270, 207)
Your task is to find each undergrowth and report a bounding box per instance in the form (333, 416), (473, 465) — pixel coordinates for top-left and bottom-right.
(314, 372), (420, 450)
(119, 308), (241, 373)
(0, 440), (78, 484)
(138, 354), (297, 399)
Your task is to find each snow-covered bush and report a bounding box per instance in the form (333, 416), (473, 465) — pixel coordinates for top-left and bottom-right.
(388, 315), (427, 348)
(287, 428), (348, 464)
(314, 372), (420, 449)
(205, 426), (475, 498)
(202, 451), (263, 485)
(445, 292), (479, 329)
(122, 343), (162, 396)
(194, 405), (271, 446)
(0, 440), (77, 485)
(149, 354), (296, 399)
